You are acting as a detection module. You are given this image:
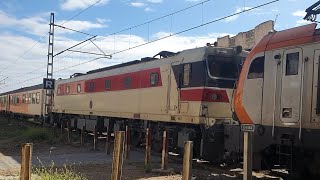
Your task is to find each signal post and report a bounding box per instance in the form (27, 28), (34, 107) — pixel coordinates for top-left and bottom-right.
(241, 124), (254, 180)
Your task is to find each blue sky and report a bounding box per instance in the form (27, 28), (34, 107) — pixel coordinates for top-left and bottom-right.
(0, 0), (315, 92)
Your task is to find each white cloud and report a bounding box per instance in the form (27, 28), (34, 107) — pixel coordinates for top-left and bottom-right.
(131, 2), (145, 7)
(292, 10), (306, 17)
(0, 11), (106, 36)
(296, 20), (310, 26)
(96, 18), (110, 24)
(0, 31), (230, 93)
(146, 0), (163, 3)
(185, 0), (201, 1)
(225, 7), (252, 22)
(56, 20), (106, 32)
(60, 0), (109, 11)
(144, 7), (154, 12)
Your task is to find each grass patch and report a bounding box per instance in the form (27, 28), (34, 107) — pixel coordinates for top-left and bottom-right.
(24, 128), (53, 141)
(33, 161), (87, 180)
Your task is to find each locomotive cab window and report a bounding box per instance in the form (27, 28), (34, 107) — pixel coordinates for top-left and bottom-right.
(207, 55), (239, 80)
(286, 52), (299, 76)
(248, 56), (264, 79)
(124, 77), (132, 89)
(105, 80), (111, 90)
(150, 73), (159, 86)
(77, 84), (81, 93)
(183, 64), (191, 86)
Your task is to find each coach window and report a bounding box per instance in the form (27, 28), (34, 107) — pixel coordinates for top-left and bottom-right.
(286, 52), (299, 76)
(16, 96), (19, 104)
(77, 84), (81, 93)
(66, 86), (70, 94)
(22, 94), (26, 104)
(89, 82), (95, 92)
(183, 64), (191, 86)
(105, 80), (111, 90)
(28, 94), (32, 104)
(150, 73), (159, 86)
(57, 87), (61, 95)
(124, 77), (132, 89)
(36, 93), (40, 104)
(32, 93), (36, 104)
(248, 56), (264, 79)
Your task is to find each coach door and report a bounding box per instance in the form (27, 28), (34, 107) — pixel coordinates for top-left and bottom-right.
(167, 60), (181, 114)
(279, 48), (303, 124)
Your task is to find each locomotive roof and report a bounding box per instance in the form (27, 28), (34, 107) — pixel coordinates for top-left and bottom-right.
(252, 23), (318, 53)
(86, 51), (178, 75)
(0, 84), (43, 96)
(56, 45), (246, 84)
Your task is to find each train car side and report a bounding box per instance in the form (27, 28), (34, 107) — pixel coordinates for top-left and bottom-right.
(0, 84), (45, 120)
(233, 23), (320, 176)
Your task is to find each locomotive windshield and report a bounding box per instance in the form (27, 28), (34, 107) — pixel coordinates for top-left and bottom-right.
(206, 55), (240, 80)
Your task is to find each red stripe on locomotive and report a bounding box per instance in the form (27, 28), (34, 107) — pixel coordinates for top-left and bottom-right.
(180, 88), (229, 102)
(58, 68), (162, 95)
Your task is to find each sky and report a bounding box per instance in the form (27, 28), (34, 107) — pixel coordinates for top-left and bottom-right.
(0, 0), (315, 92)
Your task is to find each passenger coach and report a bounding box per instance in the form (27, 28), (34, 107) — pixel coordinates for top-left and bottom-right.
(0, 84), (45, 120)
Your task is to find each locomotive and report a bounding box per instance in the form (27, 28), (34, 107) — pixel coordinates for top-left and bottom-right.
(52, 45), (246, 161)
(234, 23), (320, 176)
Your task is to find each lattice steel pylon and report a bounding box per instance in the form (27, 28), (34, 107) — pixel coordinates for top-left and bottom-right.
(43, 13), (54, 125)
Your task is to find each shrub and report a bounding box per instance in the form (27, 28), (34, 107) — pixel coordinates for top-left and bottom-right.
(33, 160), (87, 180)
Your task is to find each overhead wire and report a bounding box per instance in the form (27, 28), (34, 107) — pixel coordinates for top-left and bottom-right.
(5, 0), (214, 80)
(48, 0), (282, 70)
(0, 0), (104, 75)
(0, 0), (280, 91)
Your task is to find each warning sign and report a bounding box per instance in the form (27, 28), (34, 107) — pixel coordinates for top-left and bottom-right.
(43, 78), (55, 90)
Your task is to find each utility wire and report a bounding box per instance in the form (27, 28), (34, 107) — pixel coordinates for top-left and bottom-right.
(0, 33), (48, 73)
(53, 0), (282, 70)
(60, 0), (103, 26)
(0, 0), (103, 75)
(5, 0), (213, 80)
(54, 24), (97, 36)
(0, 0), (279, 91)
(93, 0), (213, 41)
